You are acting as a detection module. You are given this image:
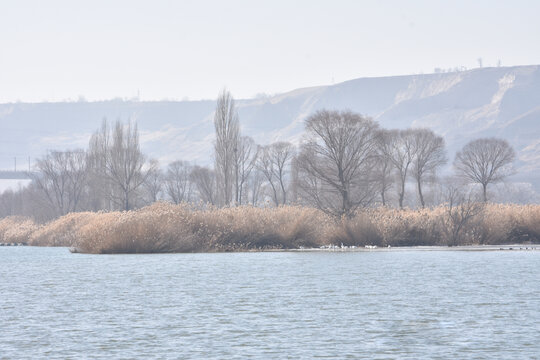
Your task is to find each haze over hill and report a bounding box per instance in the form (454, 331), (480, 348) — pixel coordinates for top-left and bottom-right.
(1, 65), (539, 189)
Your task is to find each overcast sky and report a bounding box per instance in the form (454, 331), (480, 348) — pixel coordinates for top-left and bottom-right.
(1, 0), (539, 103)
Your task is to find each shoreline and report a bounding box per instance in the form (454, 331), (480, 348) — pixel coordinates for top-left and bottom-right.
(281, 244), (540, 252)
(3, 243), (540, 254)
(66, 244), (540, 254)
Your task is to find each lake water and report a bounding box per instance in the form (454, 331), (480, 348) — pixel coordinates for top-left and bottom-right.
(1, 247), (539, 359)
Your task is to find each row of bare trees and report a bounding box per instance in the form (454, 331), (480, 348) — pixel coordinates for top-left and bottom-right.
(212, 89), (298, 207)
(0, 92), (517, 221)
(298, 110), (514, 215)
(211, 98), (515, 216)
(295, 111), (450, 216)
(0, 115), (299, 221)
(376, 127), (447, 209)
(16, 120), (157, 219)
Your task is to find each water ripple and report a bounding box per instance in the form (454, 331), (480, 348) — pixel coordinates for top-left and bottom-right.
(1, 248), (539, 359)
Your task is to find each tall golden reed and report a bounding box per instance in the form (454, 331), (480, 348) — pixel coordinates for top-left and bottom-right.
(1, 203), (539, 253)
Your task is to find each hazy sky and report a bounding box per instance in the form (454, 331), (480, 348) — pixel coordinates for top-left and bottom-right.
(1, 0), (539, 102)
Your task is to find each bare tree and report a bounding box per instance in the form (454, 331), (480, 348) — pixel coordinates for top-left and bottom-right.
(32, 150), (88, 216)
(247, 168), (264, 206)
(272, 142), (295, 205)
(297, 110), (379, 216)
(440, 179), (484, 246)
(0, 189), (18, 218)
(87, 120), (113, 211)
(454, 138), (515, 202)
(143, 159), (163, 204)
(214, 89), (240, 206)
(256, 142), (295, 206)
(411, 128), (447, 208)
(235, 136), (257, 205)
(7, 183), (53, 222)
(289, 155), (299, 204)
(190, 165), (217, 205)
(256, 145), (280, 206)
(88, 119), (154, 211)
(379, 129), (416, 209)
(374, 130), (395, 206)
(165, 160), (193, 204)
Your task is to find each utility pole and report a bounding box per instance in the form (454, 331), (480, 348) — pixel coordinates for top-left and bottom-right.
(14, 157), (16, 172)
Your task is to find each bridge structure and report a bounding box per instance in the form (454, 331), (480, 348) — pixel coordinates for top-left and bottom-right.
(0, 171), (34, 193)
(0, 171), (34, 180)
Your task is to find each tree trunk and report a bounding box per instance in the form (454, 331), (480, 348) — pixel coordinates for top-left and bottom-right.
(279, 175), (287, 205)
(270, 182), (279, 206)
(482, 183), (488, 203)
(417, 179), (425, 208)
(238, 184), (243, 206)
(234, 157), (239, 205)
(399, 181), (405, 209)
(124, 189), (130, 211)
(341, 189), (350, 217)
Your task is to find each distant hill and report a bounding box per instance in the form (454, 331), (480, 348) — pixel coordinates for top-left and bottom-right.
(1, 65), (539, 188)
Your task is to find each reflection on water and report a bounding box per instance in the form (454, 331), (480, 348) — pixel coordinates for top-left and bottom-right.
(1, 247), (539, 359)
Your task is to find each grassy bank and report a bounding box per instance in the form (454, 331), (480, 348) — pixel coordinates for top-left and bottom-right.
(1, 203), (539, 253)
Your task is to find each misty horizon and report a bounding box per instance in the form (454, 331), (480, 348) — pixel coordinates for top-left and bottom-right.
(2, 0), (540, 103)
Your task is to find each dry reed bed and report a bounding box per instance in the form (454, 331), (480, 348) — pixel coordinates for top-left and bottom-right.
(0, 216), (38, 244)
(1, 203), (539, 253)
